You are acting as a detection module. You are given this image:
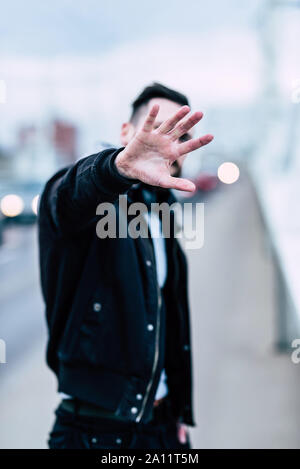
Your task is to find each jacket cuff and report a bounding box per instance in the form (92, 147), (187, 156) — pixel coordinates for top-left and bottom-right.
(92, 147), (139, 195)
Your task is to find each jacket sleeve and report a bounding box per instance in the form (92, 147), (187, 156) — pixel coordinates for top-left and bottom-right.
(39, 146), (138, 236)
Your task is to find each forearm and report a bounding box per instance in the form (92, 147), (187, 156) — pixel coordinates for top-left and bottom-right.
(40, 147), (137, 236)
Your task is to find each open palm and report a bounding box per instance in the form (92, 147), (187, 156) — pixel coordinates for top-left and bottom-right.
(115, 104), (214, 192)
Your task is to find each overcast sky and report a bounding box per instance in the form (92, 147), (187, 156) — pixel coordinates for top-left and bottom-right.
(0, 0), (261, 57)
(1, 0), (299, 156)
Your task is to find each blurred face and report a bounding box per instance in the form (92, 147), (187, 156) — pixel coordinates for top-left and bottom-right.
(120, 97), (194, 177)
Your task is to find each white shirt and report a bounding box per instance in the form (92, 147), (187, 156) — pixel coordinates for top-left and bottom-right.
(143, 209), (168, 401)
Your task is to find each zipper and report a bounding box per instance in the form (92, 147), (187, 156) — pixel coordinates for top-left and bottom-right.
(135, 203), (163, 423)
(135, 268), (162, 423)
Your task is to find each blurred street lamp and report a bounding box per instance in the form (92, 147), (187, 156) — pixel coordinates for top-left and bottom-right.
(0, 194), (24, 217)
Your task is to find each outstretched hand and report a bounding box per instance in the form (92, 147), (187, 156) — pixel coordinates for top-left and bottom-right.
(115, 104), (214, 192)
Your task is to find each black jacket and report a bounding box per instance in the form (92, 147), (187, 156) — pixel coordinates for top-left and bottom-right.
(38, 147), (195, 427)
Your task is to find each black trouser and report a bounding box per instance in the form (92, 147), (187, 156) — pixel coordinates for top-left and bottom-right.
(48, 395), (192, 449)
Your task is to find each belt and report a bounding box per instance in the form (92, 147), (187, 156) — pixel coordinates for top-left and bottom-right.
(60, 395), (168, 420)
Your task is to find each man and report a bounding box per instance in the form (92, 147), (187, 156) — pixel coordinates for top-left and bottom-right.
(38, 82), (213, 449)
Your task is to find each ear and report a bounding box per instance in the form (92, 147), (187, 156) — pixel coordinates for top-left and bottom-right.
(120, 122), (135, 146)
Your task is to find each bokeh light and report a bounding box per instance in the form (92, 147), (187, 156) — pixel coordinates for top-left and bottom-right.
(31, 195), (39, 215)
(218, 162), (240, 184)
(0, 194), (24, 217)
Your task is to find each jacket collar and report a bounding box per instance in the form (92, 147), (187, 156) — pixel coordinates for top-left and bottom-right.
(128, 182), (177, 208)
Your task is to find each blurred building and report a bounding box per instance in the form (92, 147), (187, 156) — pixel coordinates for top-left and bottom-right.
(51, 120), (78, 165)
(9, 119), (79, 183)
(0, 145), (13, 178)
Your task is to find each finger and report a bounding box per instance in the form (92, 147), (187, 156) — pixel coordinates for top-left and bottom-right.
(169, 111), (203, 141)
(177, 424), (187, 444)
(177, 134), (214, 156)
(158, 174), (196, 192)
(156, 105), (190, 134)
(142, 104), (160, 132)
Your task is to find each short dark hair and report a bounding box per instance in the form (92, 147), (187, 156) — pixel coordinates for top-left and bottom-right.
(130, 82), (190, 124)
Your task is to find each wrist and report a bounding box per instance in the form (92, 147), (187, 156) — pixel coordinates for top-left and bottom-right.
(113, 149), (140, 184)
(114, 150), (134, 180)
